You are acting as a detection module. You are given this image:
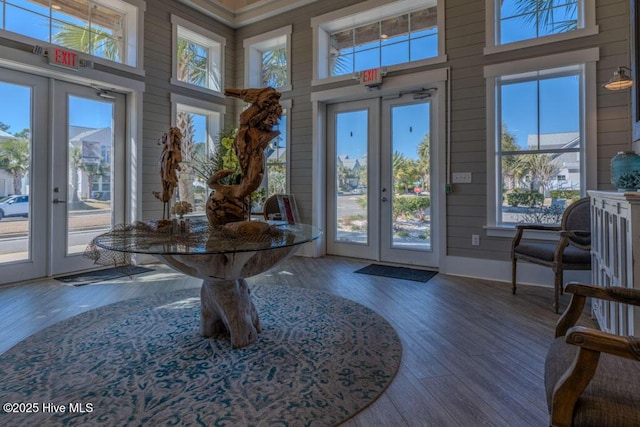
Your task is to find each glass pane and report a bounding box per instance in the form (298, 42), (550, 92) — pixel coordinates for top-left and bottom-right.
(354, 48), (379, 73)
(501, 153), (581, 225)
(176, 110), (208, 214)
(500, 80), (538, 150)
(67, 96), (113, 255)
(267, 114), (287, 196)
(335, 110), (368, 244)
(330, 51), (353, 77)
(409, 34), (437, 61)
(381, 15), (408, 41)
(381, 42), (408, 67)
(0, 82), (32, 263)
(261, 47), (287, 88)
(410, 8), (437, 32)
(390, 102), (430, 250)
(177, 38), (209, 88)
(5, 3), (51, 42)
(354, 22), (379, 50)
(500, 15), (537, 44)
(540, 75), (580, 136)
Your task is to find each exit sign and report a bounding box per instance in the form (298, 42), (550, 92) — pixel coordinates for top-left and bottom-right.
(48, 47), (79, 70)
(360, 68), (383, 86)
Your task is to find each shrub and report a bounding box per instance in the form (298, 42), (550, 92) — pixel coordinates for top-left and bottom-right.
(393, 195), (430, 220)
(549, 189), (580, 202)
(506, 189), (543, 207)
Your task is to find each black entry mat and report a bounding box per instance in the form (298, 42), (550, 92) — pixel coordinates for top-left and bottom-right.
(55, 266), (154, 286)
(354, 264), (437, 283)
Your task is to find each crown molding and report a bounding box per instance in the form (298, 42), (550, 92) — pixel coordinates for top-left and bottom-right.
(178, 0), (317, 28)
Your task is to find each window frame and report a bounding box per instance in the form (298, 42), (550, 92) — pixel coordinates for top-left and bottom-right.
(171, 14), (226, 97)
(243, 25), (292, 92)
(483, 48), (598, 237)
(310, 0), (446, 86)
(484, 0), (598, 55)
(0, 0), (144, 74)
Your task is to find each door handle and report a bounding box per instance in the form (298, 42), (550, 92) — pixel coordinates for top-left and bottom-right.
(381, 196), (388, 202)
(53, 198), (67, 204)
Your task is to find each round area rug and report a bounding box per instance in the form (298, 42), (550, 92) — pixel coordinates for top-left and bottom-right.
(0, 285), (402, 426)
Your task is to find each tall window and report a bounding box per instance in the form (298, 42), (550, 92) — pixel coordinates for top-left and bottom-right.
(171, 96), (224, 213)
(486, 0), (597, 53)
(265, 109), (287, 196)
(172, 15), (225, 94)
(329, 7), (437, 77)
(243, 26), (291, 91)
(494, 65), (584, 226)
(0, 0), (140, 68)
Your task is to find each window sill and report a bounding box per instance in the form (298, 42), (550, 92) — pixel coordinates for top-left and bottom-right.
(484, 225), (560, 241)
(483, 26), (599, 56)
(169, 78), (225, 98)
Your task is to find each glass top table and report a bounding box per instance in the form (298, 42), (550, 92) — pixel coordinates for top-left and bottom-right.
(93, 218), (320, 255)
(92, 218), (321, 348)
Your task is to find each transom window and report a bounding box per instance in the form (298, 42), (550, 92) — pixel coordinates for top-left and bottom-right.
(171, 15), (225, 94)
(329, 7), (437, 77)
(0, 0), (140, 68)
(243, 26), (291, 91)
(485, 0), (597, 53)
(495, 66), (584, 226)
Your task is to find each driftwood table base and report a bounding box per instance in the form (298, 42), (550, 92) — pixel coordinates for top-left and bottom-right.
(200, 278), (261, 348)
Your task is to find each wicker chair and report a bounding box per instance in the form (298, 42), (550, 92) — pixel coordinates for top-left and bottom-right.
(511, 197), (591, 313)
(544, 283), (640, 427)
(262, 194), (281, 220)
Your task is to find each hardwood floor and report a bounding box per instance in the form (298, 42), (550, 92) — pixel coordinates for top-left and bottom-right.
(0, 256), (595, 426)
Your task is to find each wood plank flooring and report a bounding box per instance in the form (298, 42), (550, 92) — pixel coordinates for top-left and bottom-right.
(0, 256), (595, 426)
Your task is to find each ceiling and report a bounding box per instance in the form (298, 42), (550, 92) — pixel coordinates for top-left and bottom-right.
(178, 0), (318, 28)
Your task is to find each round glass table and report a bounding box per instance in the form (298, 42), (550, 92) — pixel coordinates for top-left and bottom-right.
(93, 219), (321, 348)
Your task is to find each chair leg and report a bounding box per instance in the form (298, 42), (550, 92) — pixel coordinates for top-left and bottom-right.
(553, 270), (563, 313)
(511, 257), (517, 295)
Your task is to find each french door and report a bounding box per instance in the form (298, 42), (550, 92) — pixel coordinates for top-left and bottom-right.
(0, 69), (125, 284)
(327, 95), (439, 267)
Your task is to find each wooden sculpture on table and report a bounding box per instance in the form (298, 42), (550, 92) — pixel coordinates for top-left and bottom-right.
(206, 87), (282, 227)
(153, 127), (183, 219)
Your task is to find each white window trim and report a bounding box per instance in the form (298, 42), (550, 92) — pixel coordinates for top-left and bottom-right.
(278, 99), (292, 194)
(0, 0), (145, 75)
(170, 14), (226, 98)
(484, 0), (598, 55)
(243, 25), (292, 92)
(310, 0), (445, 84)
(170, 93), (226, 153)
(483, 48), (599, 237)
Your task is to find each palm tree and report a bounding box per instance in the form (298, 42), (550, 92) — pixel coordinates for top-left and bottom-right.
(78, 160), (110, 199)
(417, 135), (430, 192)
(69, 146), (82, 203)
(261, 47), (287, 88)
(508, 0), (578, 34)
(177, 39), (208, 87)
(0, 139), (29, 195)
(53, 25), (121, 62)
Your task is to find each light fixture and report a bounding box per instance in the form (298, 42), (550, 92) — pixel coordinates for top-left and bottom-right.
(603, 66), (634, 91)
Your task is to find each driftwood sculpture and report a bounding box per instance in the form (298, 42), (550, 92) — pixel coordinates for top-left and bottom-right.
(153, 127), (183, 219)
(206, 87), (282, 226)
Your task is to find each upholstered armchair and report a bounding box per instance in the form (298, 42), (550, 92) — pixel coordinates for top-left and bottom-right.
(511, 197), (591, 312)
(262, 194), (281, 220)
(544, 282), (640, 427)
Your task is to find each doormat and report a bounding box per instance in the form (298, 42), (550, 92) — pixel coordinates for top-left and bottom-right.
(55, 266), (154, 286)
(354, 264), (437, 283)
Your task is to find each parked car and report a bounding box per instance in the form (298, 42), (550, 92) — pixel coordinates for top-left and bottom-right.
(0, 195), (29, 220)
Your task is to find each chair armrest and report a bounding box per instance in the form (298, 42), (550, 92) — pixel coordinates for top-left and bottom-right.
(566, 326), (640, 361)
(550, 327), (640, 427)
(555, 283), (640, 337)
(512, 223), (561, 251)
(559, 230), (590, 250)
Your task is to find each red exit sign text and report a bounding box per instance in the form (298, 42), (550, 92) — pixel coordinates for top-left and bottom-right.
(360, 68), (383, 86)
(49, 48), (79, 70)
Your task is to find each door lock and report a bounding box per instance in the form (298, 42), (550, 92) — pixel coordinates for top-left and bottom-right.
(381, 196), (388, 202)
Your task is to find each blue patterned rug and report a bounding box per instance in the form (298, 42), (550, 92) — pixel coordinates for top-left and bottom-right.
(0, 285), (402, 426)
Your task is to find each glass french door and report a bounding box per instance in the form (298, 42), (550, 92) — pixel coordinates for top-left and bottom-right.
(327, 95), (438, 267)
(0, 70), (125, 284)
(50, 81), (125, 276)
